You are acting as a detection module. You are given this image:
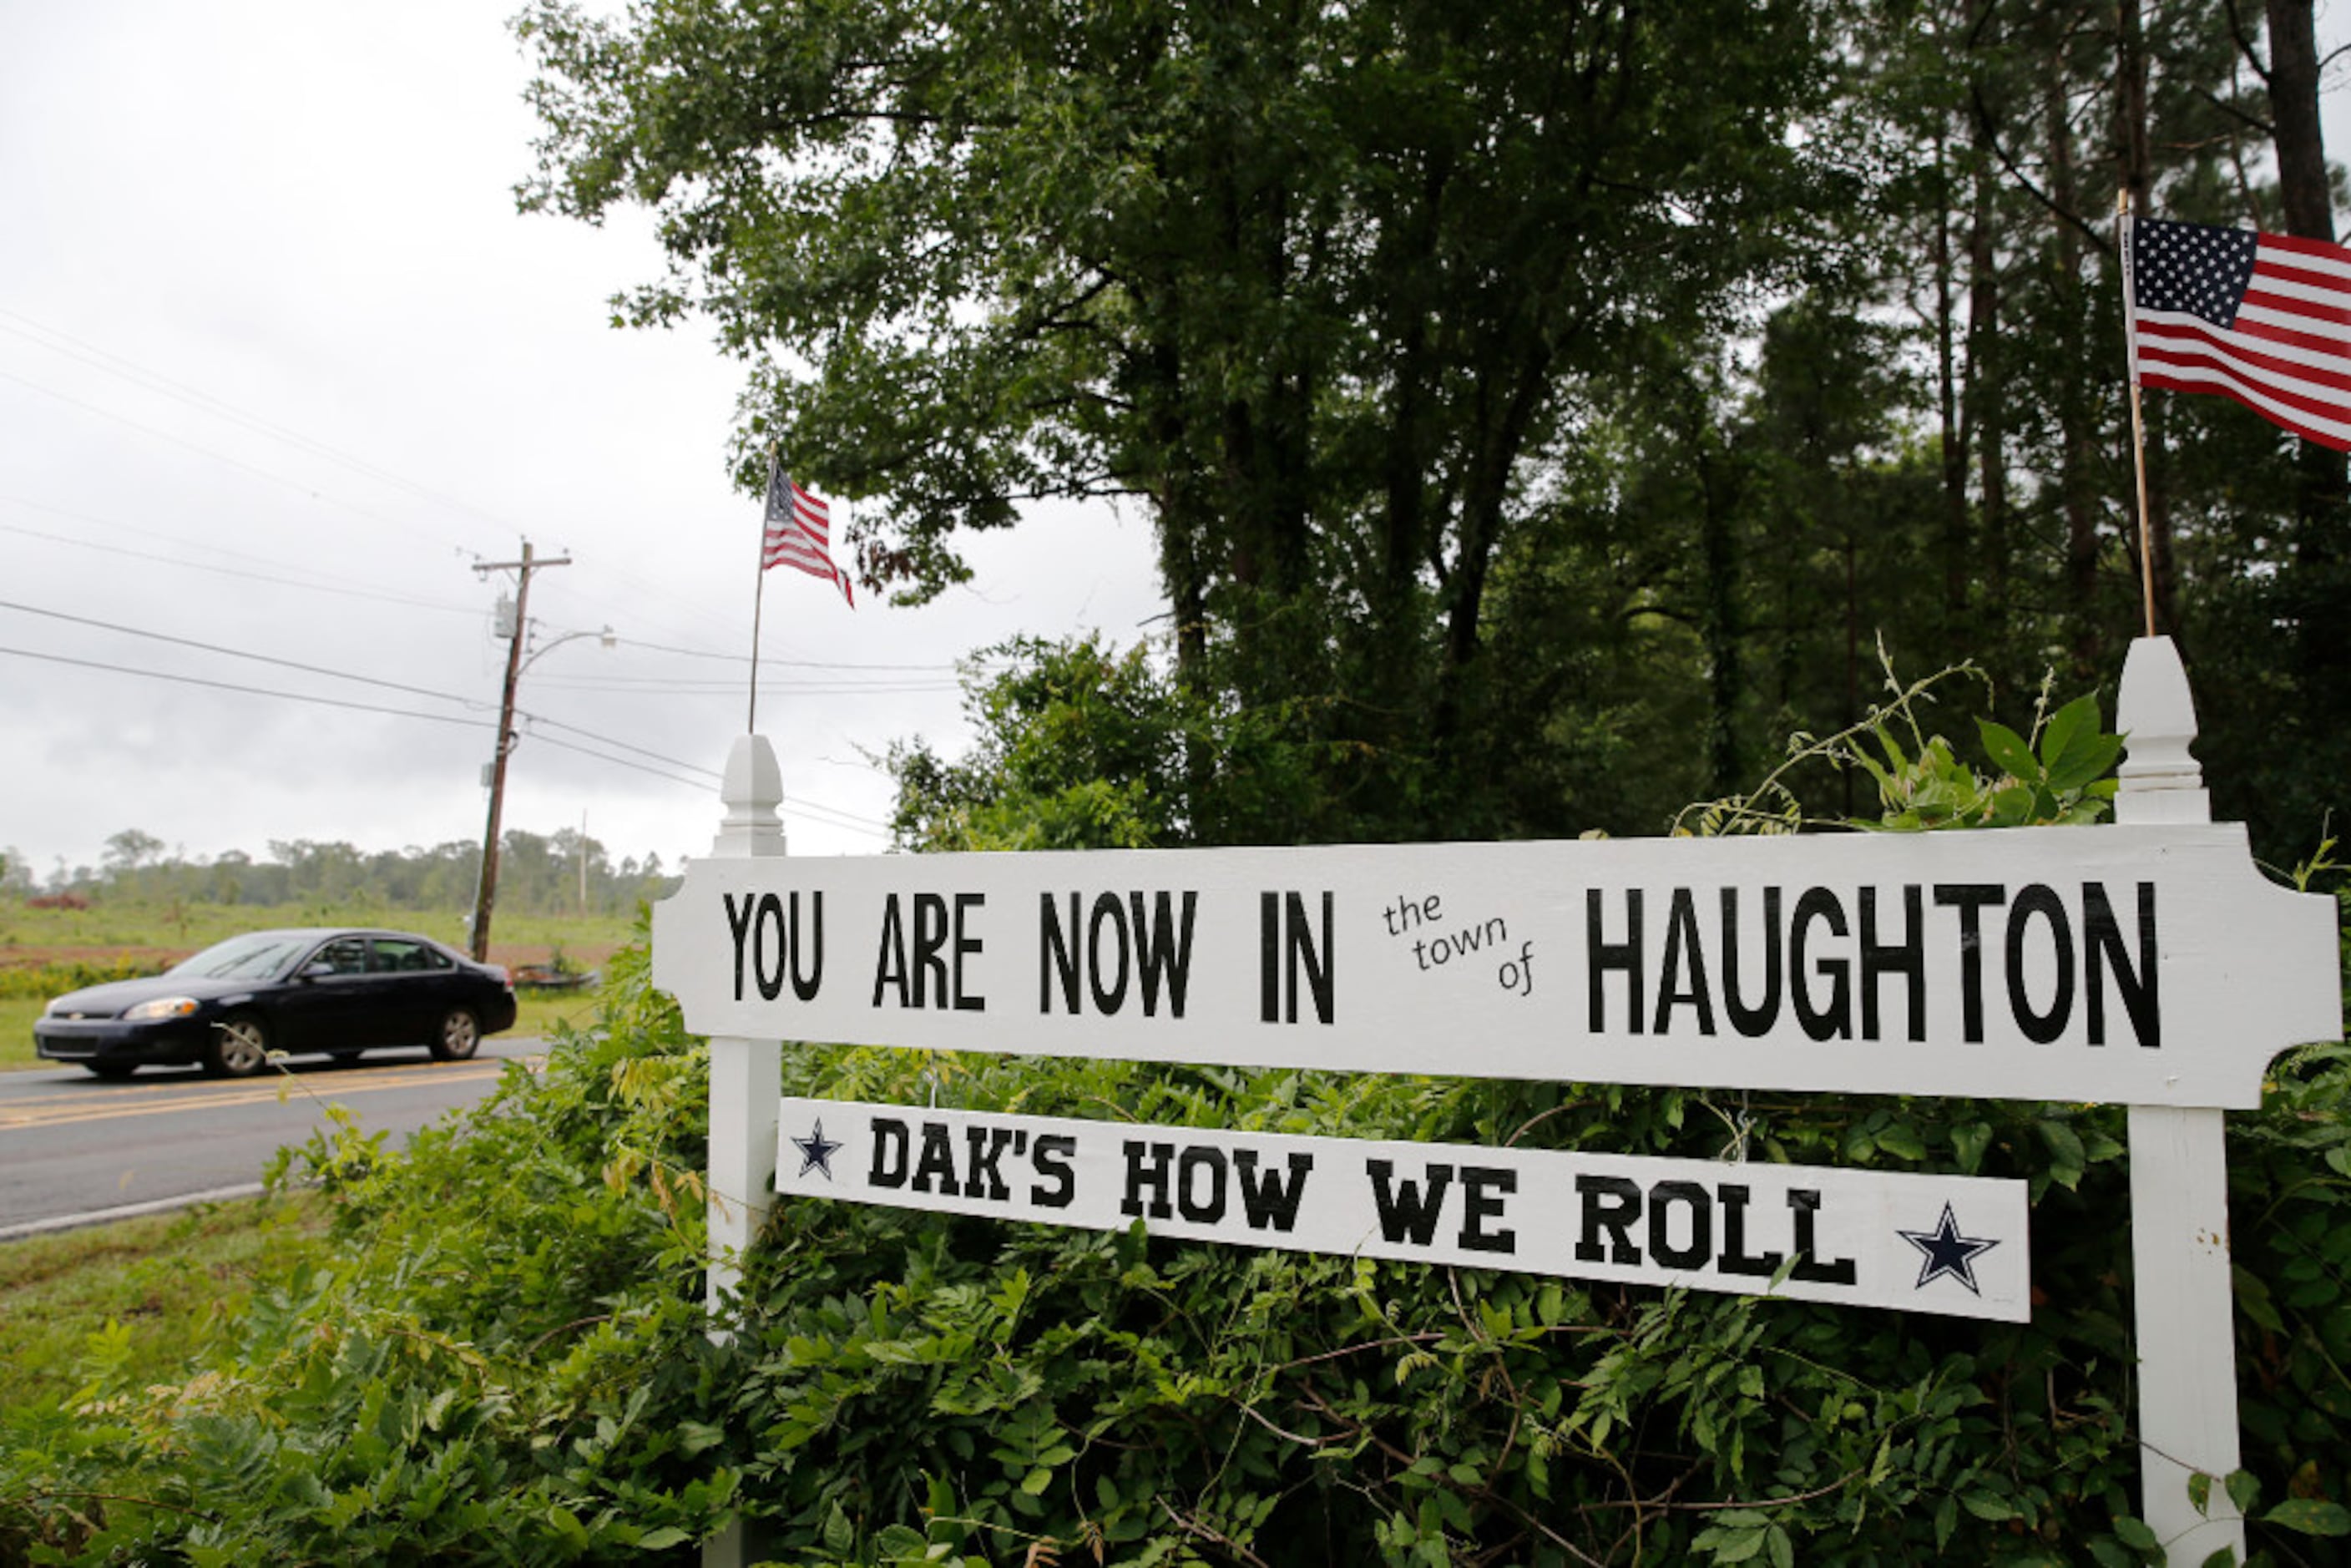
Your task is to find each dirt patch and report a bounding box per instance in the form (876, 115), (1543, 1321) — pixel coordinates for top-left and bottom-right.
(483, 943), (622, 973)
(0, 946), (190, 969)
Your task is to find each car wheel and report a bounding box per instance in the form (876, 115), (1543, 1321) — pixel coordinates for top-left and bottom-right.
(83, 1061), (137, 1080)
(431, 1006), (481, 1062)
(205, 1015), (271, 1078)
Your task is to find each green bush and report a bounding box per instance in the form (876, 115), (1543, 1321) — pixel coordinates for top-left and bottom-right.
(0, 694), (2344, 1564)
(692, 1048), (2349, 1566)
(0, 936), (735, 1563)
(0, 957), (172, 1002)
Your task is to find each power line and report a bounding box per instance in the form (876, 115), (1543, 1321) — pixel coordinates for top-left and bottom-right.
(0, 601), (900, 827)
(0, 364), (469, 559)
(783, 800), (898, 834)
(0, 310), (527, 544)
(610, 633), (1005, 673)
(0, 508), (480, 617)
(523, 731), (890, 836)
(0, 491), (478, 609)
(0, 596), (493, 711)
(0, 315), (997, 701)
(528, 676), (962, 696)
(0, 647), (892, 841)
(0, 595), (722, 781)
(0, 645), (495, 730)
(517, 711), (719, 778)
(517, 730), (710, 792)
(0, 315), (767, 660)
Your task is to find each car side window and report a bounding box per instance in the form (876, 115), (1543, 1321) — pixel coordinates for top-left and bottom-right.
(372, 939), (448, 974)
(313, 937), (371, 976)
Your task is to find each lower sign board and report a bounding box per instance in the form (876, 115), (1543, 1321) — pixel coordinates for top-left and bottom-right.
(774, 1098), (2032, 1322)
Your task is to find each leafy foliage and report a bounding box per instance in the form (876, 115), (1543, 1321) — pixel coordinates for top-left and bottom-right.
(884, 635), (1403, 852)
(0, 956), (169, 1000)
(1, 685), (2345, 1565)
(513, 0), (2351, 862)
(1671, 655), (2120, 839)
(886, 637), (1191, 852)
(0, 937), (736, 1563)
(7, 827), (678, 915)
(708, 1054), (2164, 1567)
(517, 0), (1853, 847)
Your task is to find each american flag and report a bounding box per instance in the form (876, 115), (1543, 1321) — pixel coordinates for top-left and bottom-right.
(761, 465), (854, 606)
(2126, 215), (2351, 451)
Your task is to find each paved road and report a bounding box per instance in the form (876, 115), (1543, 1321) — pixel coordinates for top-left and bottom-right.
(0, 1039), (545, 1238)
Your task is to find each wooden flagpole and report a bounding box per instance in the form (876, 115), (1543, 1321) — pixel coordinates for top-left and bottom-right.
(2117, 192), (2160, 639)
(749, 447), (780, 733)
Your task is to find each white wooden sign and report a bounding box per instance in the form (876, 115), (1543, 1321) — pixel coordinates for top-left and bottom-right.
(775, 1097), (2032, 1321)
(653, 823), (2334, 1109)
(680, 639), (2342, 1568)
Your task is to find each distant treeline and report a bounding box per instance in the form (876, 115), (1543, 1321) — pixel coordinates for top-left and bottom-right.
(0, 827), (679, 917)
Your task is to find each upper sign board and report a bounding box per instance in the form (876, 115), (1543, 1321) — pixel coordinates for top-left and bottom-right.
(650, 825), (2340, 1108)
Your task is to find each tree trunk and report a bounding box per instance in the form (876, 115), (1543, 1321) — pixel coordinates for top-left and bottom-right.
(2267, 0), (2333, 244)
(1969, 156), (2007, 653)
(1694, 418), (1743, 799)
(1433, 336), (1553, 757)
(2047, 38), (2104, 678)
(1934, 126), (1970, 642)
(2266, 0), (2351, 743)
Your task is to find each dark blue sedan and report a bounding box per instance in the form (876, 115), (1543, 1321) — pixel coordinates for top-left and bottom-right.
(33, 928), (518, 1080)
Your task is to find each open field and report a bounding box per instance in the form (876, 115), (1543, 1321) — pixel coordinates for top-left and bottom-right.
(0, 998), (43, 1064)
(0, 900), (637, 960)
(0, 1192), (329, 1411)
(0, 902), (635, 1070)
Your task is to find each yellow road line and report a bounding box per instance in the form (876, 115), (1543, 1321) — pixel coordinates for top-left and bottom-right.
(0, 1058), (443, 1109)
(0, 1057), (541, 1132)
(0, 1054), (541, 1108)
(0, 1040), (549, 1105)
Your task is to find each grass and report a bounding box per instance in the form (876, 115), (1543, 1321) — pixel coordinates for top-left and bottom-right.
(0, 999), (40, 1066)
(0, 900), (638, 959)
(0, 899), (639, 1070)
(511, 988), (604, 1043)
(0, 1193), (330, 1411)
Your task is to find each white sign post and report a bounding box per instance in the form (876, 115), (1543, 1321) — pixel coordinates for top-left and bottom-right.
(2114, 639), (2243, 1563)
(698, 738), (786, 1568)
(670, 637), (2338, 1567)
(700, 736), (788, 1324)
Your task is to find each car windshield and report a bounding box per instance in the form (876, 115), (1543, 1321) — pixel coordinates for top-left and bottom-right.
(168, 933), (313, 981)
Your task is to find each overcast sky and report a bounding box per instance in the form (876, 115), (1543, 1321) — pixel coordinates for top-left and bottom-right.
(5, 6), (2345, 889)
(0, 0), (1165, 883)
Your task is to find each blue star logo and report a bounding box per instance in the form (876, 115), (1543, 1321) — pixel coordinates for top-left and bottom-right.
(791, 1119), (844, 1181)
(1898, 1202), (2000, 1295)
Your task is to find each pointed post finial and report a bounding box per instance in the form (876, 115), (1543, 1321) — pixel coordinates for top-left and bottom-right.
(2115, 635), (2207, 827)
(712, 735), (787, 857)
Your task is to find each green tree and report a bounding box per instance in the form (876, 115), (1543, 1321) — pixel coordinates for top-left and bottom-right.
(520, 0), (2343, 857)
(1717, 0), (2343, 856)
(518, 0), (1838, 842)
(887, 637), (1186, 852)
(100, 828), (164, 881)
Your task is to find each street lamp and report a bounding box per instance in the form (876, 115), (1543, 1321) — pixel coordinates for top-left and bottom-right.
(523, 625), (619, 672)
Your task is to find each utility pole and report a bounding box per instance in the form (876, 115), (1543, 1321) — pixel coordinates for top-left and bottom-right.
(470, 541), (572, 962)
